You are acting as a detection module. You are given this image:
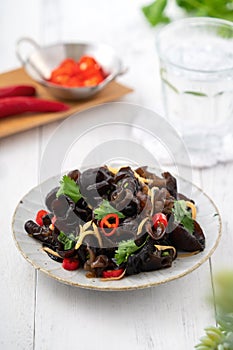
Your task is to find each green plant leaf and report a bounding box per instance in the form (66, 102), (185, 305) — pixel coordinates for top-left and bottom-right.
(195, 271), (233, 349)
(142, 0), (233, 26)
(142, 0), (170, 26)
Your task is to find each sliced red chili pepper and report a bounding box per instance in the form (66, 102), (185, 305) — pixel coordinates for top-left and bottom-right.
(62, 258), (79, 271)
(66, 76), (85, 87)
(60, 58), (78, 69)
(83, 73), (104, 87)
(0, 97), (69, 118)
(48, 55), (105, 88)
(78, 56), (100, 73)
(102, 268), (124, 278)
(36, 210), (48, 226)
(50, 73), (71, 85)
(100, 213), (119, 237)
(152, 213), (168, 230)
(0, 85), (36, 98)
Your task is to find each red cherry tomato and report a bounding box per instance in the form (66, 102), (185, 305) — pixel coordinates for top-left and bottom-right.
(62, 258), (79, 271)
(36, 210), (48, 226)
(152, 213), (168, 230)
(102, 268), (124, 278)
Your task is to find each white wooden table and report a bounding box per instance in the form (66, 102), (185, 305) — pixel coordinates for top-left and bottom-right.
(0, 1), (232, 349)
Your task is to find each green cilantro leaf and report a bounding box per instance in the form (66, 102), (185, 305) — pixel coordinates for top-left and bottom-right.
(93, 199), (125, 220)
(172, 200), (194, 234)
(115, 239), (147, 265)
(58, 231), (76, 251)
(56, 175), (82, 203)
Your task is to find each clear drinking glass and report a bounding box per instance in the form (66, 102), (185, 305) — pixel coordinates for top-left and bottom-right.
(156, 17), (233, 157)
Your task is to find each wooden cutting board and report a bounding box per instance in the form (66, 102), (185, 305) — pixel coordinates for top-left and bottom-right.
(0, 68), (133, 139)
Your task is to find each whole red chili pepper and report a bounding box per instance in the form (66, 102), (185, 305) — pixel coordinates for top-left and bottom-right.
(100, 213), (119, 237)
(0, 96), (69, 118)
(0, 85), (36, 98)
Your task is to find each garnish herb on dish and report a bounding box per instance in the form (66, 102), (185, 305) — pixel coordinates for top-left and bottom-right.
(115, 239), (148, 265)
(56, 175), (82, 203)
(24, 165), (205, 281)
(172, 200), (194, 234)
(94, 199), (125, 220)
(58, 231), (76, 251)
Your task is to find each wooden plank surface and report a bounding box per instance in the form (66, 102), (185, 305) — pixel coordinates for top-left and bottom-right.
(0, 68), (133, 139)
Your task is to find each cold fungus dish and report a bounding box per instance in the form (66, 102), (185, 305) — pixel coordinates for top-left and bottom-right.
(24, 166), (205, 281)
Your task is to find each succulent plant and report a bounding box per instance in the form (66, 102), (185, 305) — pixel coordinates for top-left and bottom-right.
(195, 271), (233, 350)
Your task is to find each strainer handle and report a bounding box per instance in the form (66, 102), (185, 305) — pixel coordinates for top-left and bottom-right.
(117, 66), (128, 77)
(16, 37), (41, 65)
(16, 37), (51, 80)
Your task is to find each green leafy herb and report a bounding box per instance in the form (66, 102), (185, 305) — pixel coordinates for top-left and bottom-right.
(58, 231), (76, 250)
(94, 199), (125, 220)
(115, 239), (147, 265)
(142, 0), (233, 27)
(142, 0), (170, 26)
(172, 200), (194, 234)
(56, 175), (82, 203)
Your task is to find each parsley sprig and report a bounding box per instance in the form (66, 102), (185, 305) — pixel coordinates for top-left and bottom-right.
(56, 175), (82, 203)
(94, 199), (125, 221)
(58, 231), (76, 250)
(115, 239), (147, 265)
(172, 200), (194, 234)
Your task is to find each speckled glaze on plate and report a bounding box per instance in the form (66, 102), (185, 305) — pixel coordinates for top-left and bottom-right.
(12, 174), (221, 291)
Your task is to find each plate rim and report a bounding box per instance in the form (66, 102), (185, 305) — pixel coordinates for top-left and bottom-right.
(12, 173), (222, 291)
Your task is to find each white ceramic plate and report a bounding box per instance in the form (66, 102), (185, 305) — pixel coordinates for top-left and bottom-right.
(12, 174), (221, 291)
